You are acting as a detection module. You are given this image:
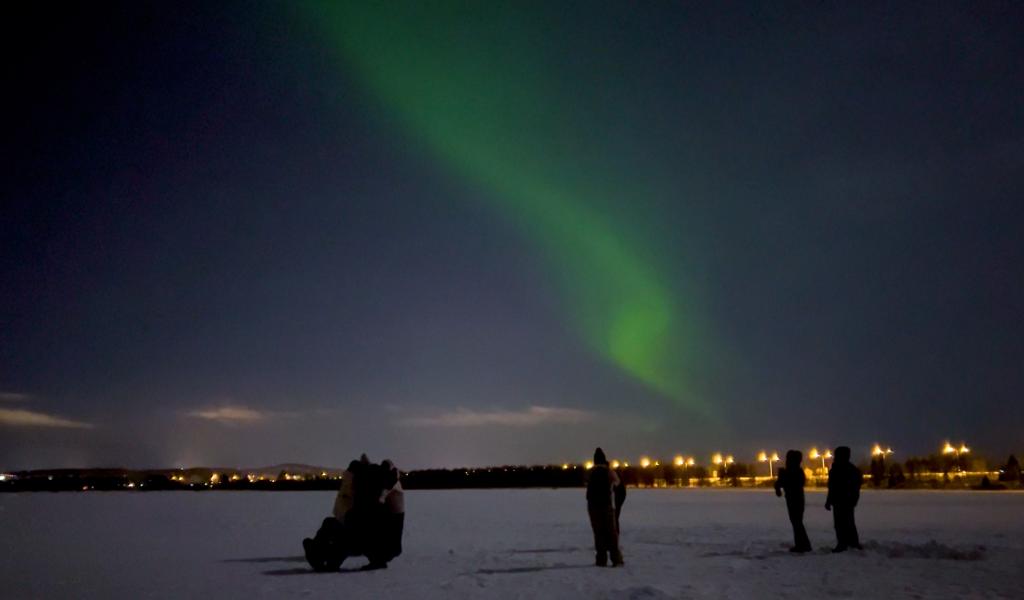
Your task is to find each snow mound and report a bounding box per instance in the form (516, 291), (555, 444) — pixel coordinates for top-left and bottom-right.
(614, 585), (676, 599)
(865, 540), (985, 561)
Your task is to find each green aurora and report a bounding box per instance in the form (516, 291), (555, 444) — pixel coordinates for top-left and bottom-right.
(309, 3), (710, 414)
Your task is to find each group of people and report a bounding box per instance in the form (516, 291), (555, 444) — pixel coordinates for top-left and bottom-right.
(302, 454), (405, 571)
(303, 445), (864, 572)
(584, 445), (865, 565)
(775, 445), (864, 553)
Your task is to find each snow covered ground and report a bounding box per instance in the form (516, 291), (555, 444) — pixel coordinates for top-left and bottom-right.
(2, 488), (1021, 599)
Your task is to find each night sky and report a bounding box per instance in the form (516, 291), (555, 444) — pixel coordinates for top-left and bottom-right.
(3, 2), (1022, 469)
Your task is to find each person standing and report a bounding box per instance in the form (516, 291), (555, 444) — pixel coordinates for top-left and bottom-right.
(774, 450), (812, 553)
(825, 446), (863, 552)
(585, 447), (624, 567)
(613, 469), (626, 532)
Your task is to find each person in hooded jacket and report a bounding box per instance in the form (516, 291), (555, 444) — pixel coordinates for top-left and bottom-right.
(774, 450), (812, 553)
(304, 454), (372, 571)
(585, 447), (624, 567)
(333, 459), (361, 523)
(364, 459), (405, 570)
(613, 473), (626, 532)
(825, 446), (863, 552)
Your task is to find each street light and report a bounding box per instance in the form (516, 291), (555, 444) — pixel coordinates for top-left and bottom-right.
(942, 441), (969, 473)
(808, 447), (831, 472)
(872, 444), (894, 458)
(639, 456), (651, 468)
(758, 451), (780, 477)
(674, 455), (685, 467)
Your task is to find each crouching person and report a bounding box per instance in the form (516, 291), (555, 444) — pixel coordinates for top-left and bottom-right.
(303, 458), (368, 569)
(365, 460), (405, 570)
(303, 455), (368, 571)
(586, 447), (624, 567)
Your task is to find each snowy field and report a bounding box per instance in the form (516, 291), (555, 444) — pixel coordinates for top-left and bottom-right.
(2, 488), (1022, 599)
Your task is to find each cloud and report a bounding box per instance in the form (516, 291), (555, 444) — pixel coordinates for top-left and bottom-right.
(186, 405), (269, 424)
(0, 392), (31, 402)
(0, 408), (93, 429)
(399, 405), (594, 428)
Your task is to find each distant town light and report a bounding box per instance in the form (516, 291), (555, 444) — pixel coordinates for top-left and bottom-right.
(611, 460), (621, 469)
(712, 453), (723, 465)
(674, 455), (685, 467)
(584, 461), (594, 470)
(639, 457), (651, 468)
(561, 463), (569, 470)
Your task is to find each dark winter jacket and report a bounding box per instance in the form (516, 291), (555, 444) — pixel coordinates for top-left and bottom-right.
(826, 448), (863, 508)
(586, 465), (621, 510)
(775, 450), (806, 503)
(774, 467), (806, 502)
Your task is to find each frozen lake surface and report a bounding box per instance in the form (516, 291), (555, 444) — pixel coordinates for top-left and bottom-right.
(2, 488), (1022, 599)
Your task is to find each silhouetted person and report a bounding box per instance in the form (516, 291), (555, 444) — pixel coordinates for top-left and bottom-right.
(306, 457), (365, 571)
(365, 459), (405, 570)
(613, 471), (626, 531)
(825, 446), (863, 552)
(775, 450), (812, 553)
(586, 447), (624, 567)
(333, 460), (361, 523)
(304, 453), (396, 572)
